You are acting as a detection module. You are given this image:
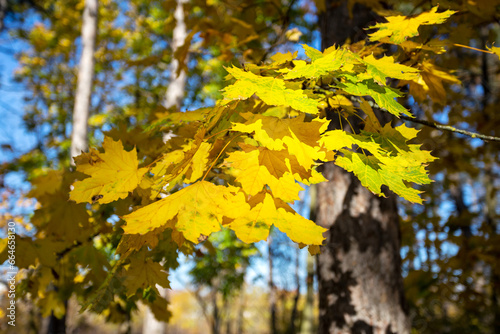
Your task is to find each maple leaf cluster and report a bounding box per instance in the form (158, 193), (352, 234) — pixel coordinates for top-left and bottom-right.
(70, 6), (455, 254)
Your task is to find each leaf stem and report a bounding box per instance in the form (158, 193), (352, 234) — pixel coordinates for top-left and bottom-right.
(453, 43), (493, 54)
(206, 128), (230, 140)
(201, 133), (242, 181)
(145, 153), (166, 169)
(345, 116), (356, 134)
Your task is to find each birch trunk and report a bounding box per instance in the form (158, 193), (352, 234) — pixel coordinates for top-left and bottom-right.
(70, 0), (97, 164)
(316, 1), (409, 333)
(142, 0), (188, 333)
(46, 1), (97, 333)
(163, 0), (187, 109)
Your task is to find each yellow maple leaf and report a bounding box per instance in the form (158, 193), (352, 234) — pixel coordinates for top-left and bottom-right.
(270, 51), (298, 64)
(361, 54), (419, 83)
(232, 113), (328, 168)
(123, 253), (170, 296)
(145, 295), (171, 322)
(41, 291), (66, 318)
(70, 137), (147, 204)
(282, 131), (325, 168)
(285, 28), (302, 42)
(239, 143), (322, 184)
(32, 196), (90, 241)
(359, 98), (382, 133)
(224, 148), (304, 202)
(368, 6), (456, 44)
(282, 46), (354, 79)
(122, 181), (250, 243)
(398, 39), (447, 54)
(5, 237), (67, 268)
(487, 45), (500, 59)
(28, 170), (63, 197)
(150, 128), (212, 191)
(228, 191), (326, 245)
(408, 59), (460, 103)
(116, 231), (162, 258)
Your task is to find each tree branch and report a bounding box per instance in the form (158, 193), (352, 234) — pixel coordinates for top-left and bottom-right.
(56, 231), (101, 259)
(258, 0), (298, 63)
(399, 115), (500, 143)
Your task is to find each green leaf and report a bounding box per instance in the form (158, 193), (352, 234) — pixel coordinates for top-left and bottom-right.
(320, 127), (435, 203)
(338, 80), (411, 117)
(222, 66), (319, 114)
(362, 54), (419, 83)
(283, 46), (353, 79)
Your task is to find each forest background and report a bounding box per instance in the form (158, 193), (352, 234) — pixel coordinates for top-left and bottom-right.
(0, 0), (500, 334)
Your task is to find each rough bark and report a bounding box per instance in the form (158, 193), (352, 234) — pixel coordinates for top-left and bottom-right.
(480, 30), (500, 332)
(316, 1), (409, 333)
(70, 0), (97, 164)
(486, 164), (500, 333)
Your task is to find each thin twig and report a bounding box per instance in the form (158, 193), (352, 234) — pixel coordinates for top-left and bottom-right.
(399, 115), (500, 143)
(56, 231), (101, 259)
(258, 0), (298, 63)
(454, 43), (494, 55)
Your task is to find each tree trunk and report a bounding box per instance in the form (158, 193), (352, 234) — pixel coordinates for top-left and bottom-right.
(143, 0), (188, 332)
(486, 164), (500, 332)
(48, 0), (97, 332)
(269, 236), (278, 334)
(479, 30), (500, 332)
(237, 287), (245, 334)
(287, 247), (301, 334)
(70, 0), (97, 163)
(212, 290), (220, 334)
(300, 253), (316, 334)
(315, 1), (409, 333)
(163, 0), (188, 109)
(301, 185), (317, 334)
(46, 300), (68, 334)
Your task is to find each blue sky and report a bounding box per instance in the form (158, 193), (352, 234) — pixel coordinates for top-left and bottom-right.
(0, 31), (37, 165)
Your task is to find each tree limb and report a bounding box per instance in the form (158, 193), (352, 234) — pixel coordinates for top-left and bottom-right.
(399, 115), (500, 143)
